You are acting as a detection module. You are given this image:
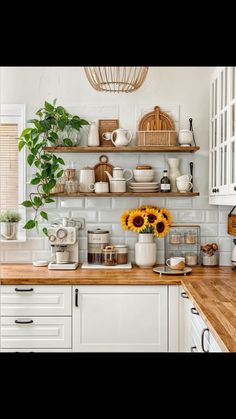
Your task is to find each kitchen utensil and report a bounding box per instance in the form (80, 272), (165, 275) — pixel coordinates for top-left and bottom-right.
(138, 106), (175, 131)
(89, 181), (109, 193)
(102, 132), (113, 141)
(190, 162), (193, 192)
(112, 167), (133, 180)
(98, 119), (119, 146)
(189, 118), (197, 146)
(153, 266), (192, 275)
(114, 245), (129, 264)
(178, 129), (193, 146)
(105, 167), (133, 193)
(56, 250), (70, 264)
(228, 206), (236, 235)
(79, 166), (95, 192)
(87, 121), (99, 146)
(109, 128), (132, 147)
(94, 155), (113, 182)
(176, 180), (193, 193)
(102, 245), (117, 266)
(133, 169), (154, 182)
(176, 174), (192, 182)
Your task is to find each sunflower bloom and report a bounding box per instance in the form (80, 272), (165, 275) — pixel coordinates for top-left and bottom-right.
(146, 208), (159, 226)
(120, 210), (130, 231)
(128, 210), (148, 233)
(153, 216), (170, 238)
(159, 208), (172, 225)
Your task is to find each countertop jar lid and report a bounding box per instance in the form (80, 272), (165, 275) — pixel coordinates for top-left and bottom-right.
(88, 229), (109, 234)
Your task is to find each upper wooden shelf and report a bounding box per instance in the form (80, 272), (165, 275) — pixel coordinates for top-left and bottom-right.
(43, 146), (200, 153)
(50, 192), (200, 198)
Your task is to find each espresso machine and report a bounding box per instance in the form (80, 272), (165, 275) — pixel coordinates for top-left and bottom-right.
(48, 217), (82, 270)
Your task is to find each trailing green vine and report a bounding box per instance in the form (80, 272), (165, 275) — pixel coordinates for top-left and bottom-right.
(18, 99), (89, 236)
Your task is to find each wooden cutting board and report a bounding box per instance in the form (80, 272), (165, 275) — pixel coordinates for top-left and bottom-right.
(138, 106), (175, 131)
(94, 155), (113, 182)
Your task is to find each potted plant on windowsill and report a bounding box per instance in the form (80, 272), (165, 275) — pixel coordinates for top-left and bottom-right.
(0, 210), (21, 240)
(18, 99), (89, 236)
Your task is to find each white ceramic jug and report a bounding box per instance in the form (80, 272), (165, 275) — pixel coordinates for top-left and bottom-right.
(110, 129), (132, 147)
(87, 121), (99, 146)
(79, 167), (95, 192)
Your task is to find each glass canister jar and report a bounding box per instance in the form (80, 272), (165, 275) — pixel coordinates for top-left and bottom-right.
(114, 244), (128, 264)
(169, 229), (182, 244)
(87, 229), (110, 264)
(102, 245), (117, 266)
(184, 230), (197, 244)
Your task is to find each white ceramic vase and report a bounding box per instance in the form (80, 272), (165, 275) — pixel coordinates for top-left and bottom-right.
(0, 222), (17, 240)
(167, 158), (181, 192)
(135, 233), (157, 268)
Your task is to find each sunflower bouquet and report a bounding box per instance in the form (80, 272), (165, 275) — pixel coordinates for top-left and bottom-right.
(120, 205), (172, 237)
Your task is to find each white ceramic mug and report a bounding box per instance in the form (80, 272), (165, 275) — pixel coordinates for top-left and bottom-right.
(102, 132), (112, 141)
(56, 250), (69, 263)
(176, 180), (193, 193)
(178, 129), (193, 146)
(176, 174), (192, 182)
(89, 181), (109, 193)
(166, 257), (185, 270)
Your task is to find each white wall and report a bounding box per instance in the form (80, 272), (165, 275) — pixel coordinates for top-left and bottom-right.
(0, 66), (233, 265)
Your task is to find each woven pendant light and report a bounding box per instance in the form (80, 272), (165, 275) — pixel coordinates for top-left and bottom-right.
(84, 67), (148, 93)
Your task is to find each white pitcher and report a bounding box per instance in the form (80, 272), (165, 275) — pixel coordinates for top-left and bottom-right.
(109, 129), (132, 147)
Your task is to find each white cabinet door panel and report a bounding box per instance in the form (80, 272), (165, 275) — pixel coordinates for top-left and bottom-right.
(1, 317), (71, 349)
(1, 285), (72, 316)
(73, 285), (168, 352)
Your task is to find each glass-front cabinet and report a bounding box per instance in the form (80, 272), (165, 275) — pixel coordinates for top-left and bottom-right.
(209, 66), (236, 204)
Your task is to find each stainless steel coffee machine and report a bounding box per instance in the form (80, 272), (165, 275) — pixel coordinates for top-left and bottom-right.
(48, 217), (82, 270)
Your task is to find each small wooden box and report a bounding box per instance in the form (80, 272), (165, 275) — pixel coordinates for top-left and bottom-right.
(99, 119), (119, 147)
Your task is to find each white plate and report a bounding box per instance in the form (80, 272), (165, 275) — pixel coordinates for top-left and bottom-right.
(129, 182), (159, 187)
(129, 186), (159, 190)
(153, 266), (192, 275)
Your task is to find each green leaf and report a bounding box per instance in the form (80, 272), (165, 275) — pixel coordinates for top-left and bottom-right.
(44, 101), (54, 112)
(43, 179), (56, 195)
(63, 138), (73, 147)
(36, 110), (43, 117)
(27, 154), (35, 166)
(21, 200), (33, 208)
(27, 119), (39, 125)
(39, 119), (51, 131)
(51, 164), (59, 173)
(58, 118), (67, 131)
(50, 132), (58, 140)
(31, 129), (39, 140)
(40, 211), (48, 221)
(80, 119), (89, 125)
(56, 106), (66, 115)
(34, 160), (41, 168)
(57, 170), (64, 178)
(21, 128), (33, 137)
(23, 220), (36, 229)
(70, 120), (81, 130)
(18, 140), (25, 151)
(44, 197), (55, 204)
(33, 196), (42, 208)
(57, 157), (65, 165)
(41, 154), (52, 161)
(42, 227), (48, 236)
(48, 136), (56, 144)
(31, 177), (41, 185)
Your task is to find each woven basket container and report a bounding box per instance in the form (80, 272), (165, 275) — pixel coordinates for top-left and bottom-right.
(136, 130), (177, 146)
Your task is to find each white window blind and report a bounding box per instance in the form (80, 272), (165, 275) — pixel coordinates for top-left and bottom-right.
(0, 123), (19, 210)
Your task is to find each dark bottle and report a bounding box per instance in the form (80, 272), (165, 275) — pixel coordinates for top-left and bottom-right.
(160, 169), (171, 192)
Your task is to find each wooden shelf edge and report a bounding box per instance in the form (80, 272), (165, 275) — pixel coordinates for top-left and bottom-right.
(50, 192), (200, 197)
(43, 146), (200, 153)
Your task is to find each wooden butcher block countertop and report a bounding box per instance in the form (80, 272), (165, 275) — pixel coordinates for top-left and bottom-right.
(1, 264), (236, 352)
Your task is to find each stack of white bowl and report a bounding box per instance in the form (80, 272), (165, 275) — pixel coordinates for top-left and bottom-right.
(129, 166), (159, 193)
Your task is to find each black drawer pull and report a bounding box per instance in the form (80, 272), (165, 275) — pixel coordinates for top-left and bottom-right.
(201, 328), (209, 352)
(191, 307), (199, 315)
(15, 319), (34, 324)
(75, 289), (79, 307)
(15, 288), (34, 292)
(181, 292), (189, 299)
(191, 346), (198, 352)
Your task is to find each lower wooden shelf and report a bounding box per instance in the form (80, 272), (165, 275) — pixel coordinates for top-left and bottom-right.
(50, 192), (200, 197)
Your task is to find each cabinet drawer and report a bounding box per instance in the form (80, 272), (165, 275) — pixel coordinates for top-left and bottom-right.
(1, 317), (71, 349)
(1, 286), (71, 316)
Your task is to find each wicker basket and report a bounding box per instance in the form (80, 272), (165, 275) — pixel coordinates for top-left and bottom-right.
(136, 130), (177, 146)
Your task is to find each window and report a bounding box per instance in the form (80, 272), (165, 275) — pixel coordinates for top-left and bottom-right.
(0, 104), (26, 239)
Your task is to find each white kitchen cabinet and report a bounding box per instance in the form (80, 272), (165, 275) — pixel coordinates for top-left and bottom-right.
(209, 66), (236, 205)
(179, 287), (192, 352)
(0, 285), (72, 351)
(190, 302), (222, 352)
(72, 285), (168, 352)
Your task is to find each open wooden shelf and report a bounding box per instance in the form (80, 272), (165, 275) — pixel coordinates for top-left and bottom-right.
(43, 145), (200, 153)
(50, 192), (200, 198)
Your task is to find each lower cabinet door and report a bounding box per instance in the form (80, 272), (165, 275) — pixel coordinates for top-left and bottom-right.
(72, 285), (168, 352)
(1, 317), (71, 349)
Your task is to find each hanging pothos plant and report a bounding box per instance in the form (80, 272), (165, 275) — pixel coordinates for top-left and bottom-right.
(18, 99), (89, 236)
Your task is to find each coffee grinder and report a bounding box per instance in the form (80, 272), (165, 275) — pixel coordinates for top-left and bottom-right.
(48, 217), (81, 270)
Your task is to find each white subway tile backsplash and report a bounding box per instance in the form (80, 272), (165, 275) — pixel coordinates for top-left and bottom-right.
(219, 237), (232, 252)
(175, 210), (205, 223)
(78, 237), (87, 250)
(60, 198), (84, 208)
(219, 207), (232, 223)
(157, 251), (165, 264)
(32, 250), (51, 261)
(111, 224), (126, 237)
(112, 197), (139, 209)
(219, 252), (231, 266)
(200, 223), (218, 236)
(20, 238), (45, 250)
(86, 197), (111, 209)
(166, 197), (192, 209)
(205, 210), (218, 223)
(71, 210), (97, 222)
(4, 251), (32, 263)
(139, 197), (166, 207)
(98, 210), (123, 222)
(219, 224), (231, 237)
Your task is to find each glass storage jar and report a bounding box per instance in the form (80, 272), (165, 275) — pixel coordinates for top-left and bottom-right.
(102, 246), (117, 266)
(87, 229), (110, 264)
(114, 244), (128, 264)
(184, 230), (197, 244)
(169, 230), (182, 244)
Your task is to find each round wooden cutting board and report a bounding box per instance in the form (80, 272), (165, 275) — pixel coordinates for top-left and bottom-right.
(94, 155), (113, 182)
(138, 106), (175, 131)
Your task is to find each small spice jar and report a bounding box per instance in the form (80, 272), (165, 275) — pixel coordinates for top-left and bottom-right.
(184, 230), (197, 244)
(185, 253), (198, 266)
(169, 230), (181, 244)
(114, 245), (128, 265)
(102, 245), (117, 266)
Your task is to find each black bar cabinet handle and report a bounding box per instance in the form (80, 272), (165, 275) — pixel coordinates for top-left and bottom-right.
(15, 319), (34, 324)
(181, 292), (189, 299)
(15, 288), (34, 292)
(191, 346), (197, 352)
(75, 289), (79, 307)
(201, 328), (209, 352)
(191, 307), (199, 315)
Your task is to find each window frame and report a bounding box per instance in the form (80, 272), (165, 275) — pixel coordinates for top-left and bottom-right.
(0, 104), (26, 241)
